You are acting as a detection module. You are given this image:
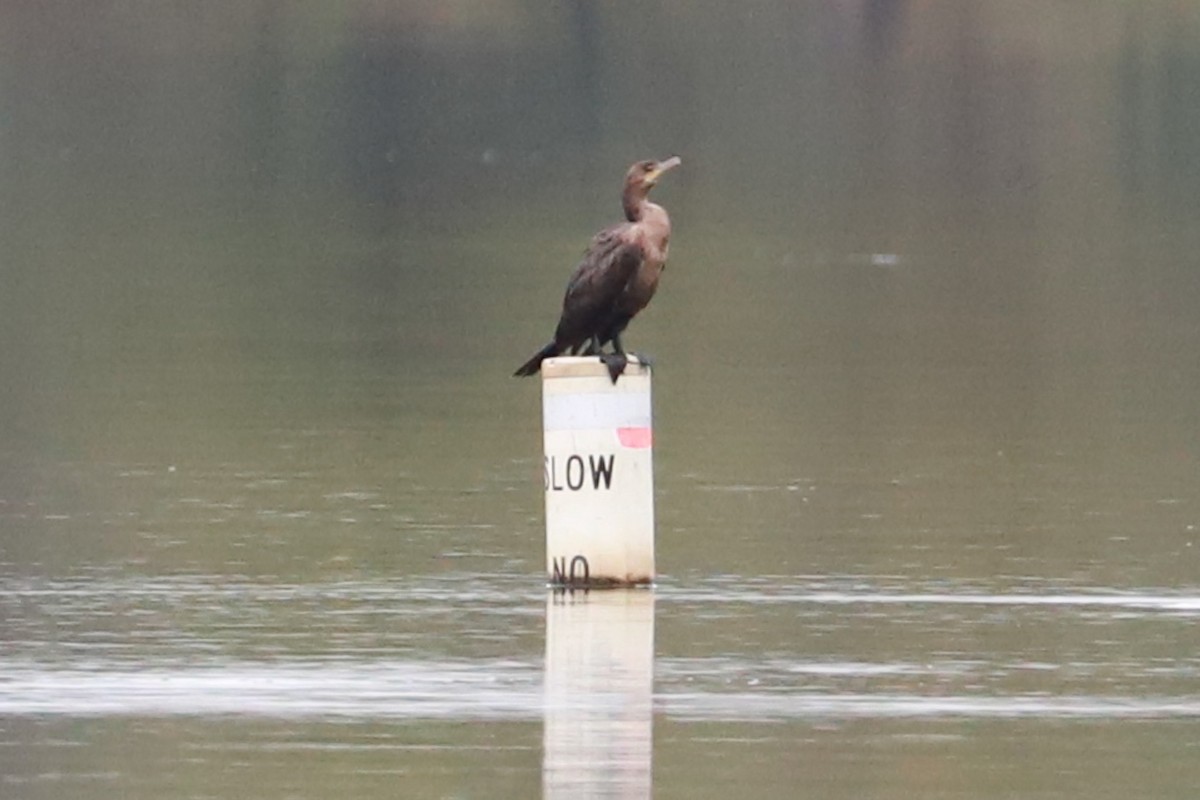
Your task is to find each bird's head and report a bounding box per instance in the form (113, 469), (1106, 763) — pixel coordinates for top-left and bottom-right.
(625, 155), (682, 196)
(622, 156), (681, 220)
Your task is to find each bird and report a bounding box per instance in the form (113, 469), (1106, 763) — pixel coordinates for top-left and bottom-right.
(513, 155), (681, 383)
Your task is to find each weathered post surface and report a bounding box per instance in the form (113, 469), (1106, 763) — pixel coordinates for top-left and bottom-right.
(541, 356), (654, 587)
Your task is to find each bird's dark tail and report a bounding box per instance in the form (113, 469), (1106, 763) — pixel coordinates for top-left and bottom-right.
(513, 341), (559, 377)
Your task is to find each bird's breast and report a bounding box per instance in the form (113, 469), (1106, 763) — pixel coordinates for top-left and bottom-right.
(621, 203), (671, 310)
(625, 243), (667, 309)
(634, 206), (671, 264)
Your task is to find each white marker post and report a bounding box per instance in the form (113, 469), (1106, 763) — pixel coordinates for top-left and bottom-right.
(541, 356), (655, 587)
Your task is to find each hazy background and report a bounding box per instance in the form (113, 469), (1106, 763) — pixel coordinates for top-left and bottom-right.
(3, 0), (1198, 579)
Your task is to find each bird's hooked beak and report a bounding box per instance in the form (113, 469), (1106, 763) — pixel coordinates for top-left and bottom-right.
(647, 155), (682, 185)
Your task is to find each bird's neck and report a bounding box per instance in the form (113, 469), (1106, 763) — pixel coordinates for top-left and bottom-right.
(634, 201), (670, 233)
(623, 191), (651, 222)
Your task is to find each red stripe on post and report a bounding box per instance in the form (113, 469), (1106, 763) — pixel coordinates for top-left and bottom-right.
(617, 427), (653, 449)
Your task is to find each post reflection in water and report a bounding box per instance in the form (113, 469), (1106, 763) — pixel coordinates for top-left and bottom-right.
(543, 589), (655, 799)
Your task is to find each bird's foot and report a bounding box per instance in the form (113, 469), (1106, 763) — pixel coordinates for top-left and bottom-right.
(599, 353), (628, 384)
(628, 351), (654, 369)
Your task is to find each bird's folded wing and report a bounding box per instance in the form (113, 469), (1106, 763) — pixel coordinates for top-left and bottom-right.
(557, 231), (643, 339)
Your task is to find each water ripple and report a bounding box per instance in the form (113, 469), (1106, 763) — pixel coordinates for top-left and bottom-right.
(1, 661), (1197, 721)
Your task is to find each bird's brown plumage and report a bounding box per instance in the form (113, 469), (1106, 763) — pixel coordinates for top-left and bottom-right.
(514, 156), (680, 380)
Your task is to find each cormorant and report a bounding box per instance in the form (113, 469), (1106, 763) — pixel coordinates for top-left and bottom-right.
(513, 155), (681, 383)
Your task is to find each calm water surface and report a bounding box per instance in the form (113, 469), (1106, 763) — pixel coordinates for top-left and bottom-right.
(5, 2), (1200, 798)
